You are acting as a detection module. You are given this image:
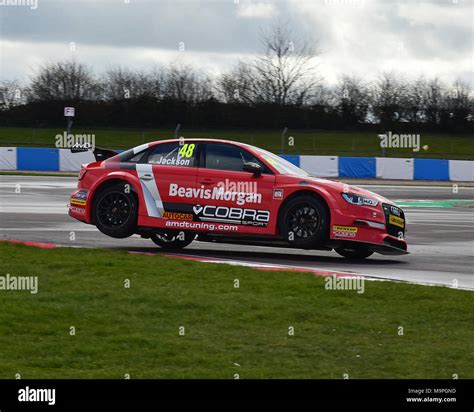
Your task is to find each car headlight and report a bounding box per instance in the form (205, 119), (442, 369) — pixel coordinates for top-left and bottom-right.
(341, 193), (379, 207)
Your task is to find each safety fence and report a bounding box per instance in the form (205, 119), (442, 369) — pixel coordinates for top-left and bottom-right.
(0, 147), (473, 181)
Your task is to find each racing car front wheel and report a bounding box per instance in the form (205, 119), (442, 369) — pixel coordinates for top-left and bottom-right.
(279, 195), (330, 249)
(92, 183), (138, 238)
(151, 231), (195, 249)
(335, 246), (373, 260)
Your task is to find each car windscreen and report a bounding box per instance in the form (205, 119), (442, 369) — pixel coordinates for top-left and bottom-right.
(253, 147), (309, 176)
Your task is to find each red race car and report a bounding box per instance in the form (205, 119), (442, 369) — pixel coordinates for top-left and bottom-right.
(69, 139), (408, 259)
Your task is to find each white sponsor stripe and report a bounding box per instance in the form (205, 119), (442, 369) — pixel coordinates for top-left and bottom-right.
(133, 143), (149, 154)
(136, 164), (163, 218)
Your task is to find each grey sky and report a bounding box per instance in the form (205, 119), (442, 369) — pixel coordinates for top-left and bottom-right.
(0, 0), (472, 87)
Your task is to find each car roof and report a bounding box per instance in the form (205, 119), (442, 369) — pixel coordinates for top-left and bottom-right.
(148, 138), (250, 147)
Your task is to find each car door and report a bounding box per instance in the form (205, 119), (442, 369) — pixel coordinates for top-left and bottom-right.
(196, 142), (277, 235)
(137, 141), (199, 224)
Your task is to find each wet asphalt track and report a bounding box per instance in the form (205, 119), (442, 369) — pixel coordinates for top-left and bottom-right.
(0, 175), (473, 289)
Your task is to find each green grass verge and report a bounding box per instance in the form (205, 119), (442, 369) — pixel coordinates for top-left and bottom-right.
(0, 242), (473, 379)
(1, 127), (473, 159)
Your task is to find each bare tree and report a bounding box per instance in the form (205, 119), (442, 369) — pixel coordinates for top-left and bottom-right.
(404, 77), (427, 123)
(148, 66), (167, 99)
(335, 75), (370, 125)
(217, 61), (256, 104)
(370, 72), (409, 125)
(101, 67), (134, 100)
(99, 65), (169, 101)
(218, 22), (320, 106)
(423, 77), (445, 125)
(0, 80), (25, 109)
(164, 62), (214, 103)
(442, 80), (472, 125)
(27, 60), (98, 101)
(253, 22), (320, 106)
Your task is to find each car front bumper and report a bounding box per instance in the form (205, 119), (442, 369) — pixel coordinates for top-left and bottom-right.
(329, 203), (408, 254)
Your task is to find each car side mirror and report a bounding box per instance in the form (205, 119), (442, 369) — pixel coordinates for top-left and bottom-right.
(243, 162), (262, 176)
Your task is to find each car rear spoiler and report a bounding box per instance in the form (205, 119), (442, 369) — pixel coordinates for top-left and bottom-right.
(70, 146), (118, 162)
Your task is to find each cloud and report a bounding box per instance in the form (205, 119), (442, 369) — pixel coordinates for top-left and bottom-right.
(236, 2), (278, 19)
(0, 0), (471, 88)
(0, 39), (253, 82)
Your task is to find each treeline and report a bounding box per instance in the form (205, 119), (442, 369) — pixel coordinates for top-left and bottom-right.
(0, 25), (472, 132)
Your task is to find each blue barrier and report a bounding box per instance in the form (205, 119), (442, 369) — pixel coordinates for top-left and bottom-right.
(414, 158), (449, 181)
(17, 148), (60, 171)
(339, 157), (376, 178)
(279, 154), (300, 167)
(4, 147), (472, 181)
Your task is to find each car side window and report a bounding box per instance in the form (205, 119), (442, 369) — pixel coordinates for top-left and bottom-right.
(205, 143), (270, 173)
(128, 152), (146, 163)
(147, 142), (198, 167)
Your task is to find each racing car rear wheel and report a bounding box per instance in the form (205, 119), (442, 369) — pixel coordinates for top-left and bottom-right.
(151, 231), (195, 249)
(279, 195), (329, 248)
(92, 183), (138, 238)
(335, 245), (373, 260)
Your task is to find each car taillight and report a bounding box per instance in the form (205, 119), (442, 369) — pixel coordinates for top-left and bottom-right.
(78, 167), (87, 180)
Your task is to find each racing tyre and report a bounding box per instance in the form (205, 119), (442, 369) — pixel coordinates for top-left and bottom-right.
(335, 245), (373, 260)
(151, 231), (195, 249)
(279, 195), (330, 248)
(92, 183), (138, 238)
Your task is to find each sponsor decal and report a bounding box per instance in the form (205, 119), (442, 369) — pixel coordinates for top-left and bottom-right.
(151, 143), (195, 166)
(165, 220), (238, 232)
(332, 225), (358, 238)
(70, 198), (86, 206)
(263, 155), (277, 165)
(72, 191), (87, 200)
(162, 212), (193, 221)
(70, 191), (87, 207)
(178, 143), (196, 158)
(389, 215), (405, 228)
(69, 206), (85, 214)
(193, 205), (270, 227)
(153, 156), (192, 166)
(169, 183), (262, 206)
(273, 189), (284, 199)
(390, 205), (401, 216)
